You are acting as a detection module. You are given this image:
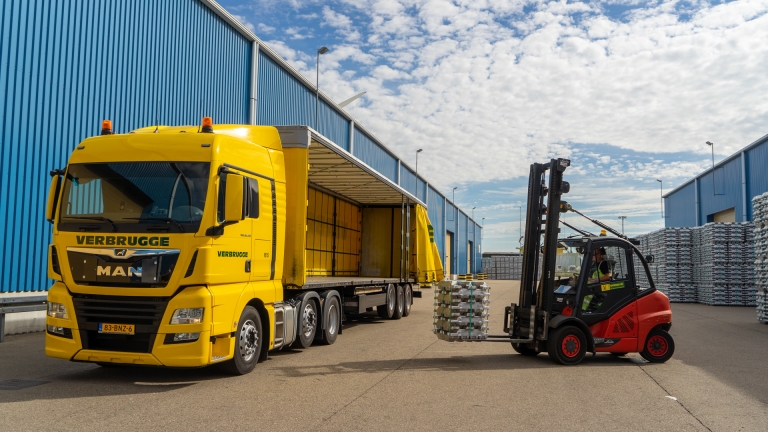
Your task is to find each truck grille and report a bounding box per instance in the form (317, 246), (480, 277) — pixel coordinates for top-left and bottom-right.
(72, 294), (169, 353)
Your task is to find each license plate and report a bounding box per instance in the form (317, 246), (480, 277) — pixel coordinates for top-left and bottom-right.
(98, 323), (135, 335)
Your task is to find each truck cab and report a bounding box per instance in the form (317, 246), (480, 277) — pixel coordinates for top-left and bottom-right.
(45, 121), (287, 373)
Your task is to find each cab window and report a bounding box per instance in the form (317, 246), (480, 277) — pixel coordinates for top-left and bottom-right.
(246, 178), (259, 219)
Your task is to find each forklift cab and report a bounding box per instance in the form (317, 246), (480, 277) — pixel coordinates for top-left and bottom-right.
(551, 237), (654, 323)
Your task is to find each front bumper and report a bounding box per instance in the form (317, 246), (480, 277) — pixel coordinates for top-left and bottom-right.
(45, 283), (222, 368)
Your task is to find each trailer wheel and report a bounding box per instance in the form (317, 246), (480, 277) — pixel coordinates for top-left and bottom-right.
(297, 300), (318, 348)
(392, 285), (404, 320)
(512, 343), (540, 356)
(377, 284), (396, 319)
(322, 296), (340, 345)
(640, 329), (675, 363)
(402, 284), (413, 317)
(222, 306), (262, 375)
(547, 325), (587, 365)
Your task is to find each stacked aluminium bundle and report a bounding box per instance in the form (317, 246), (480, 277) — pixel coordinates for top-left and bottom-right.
(484, 255), (541, 280)
(636, 228), (694, 302)
(692, 222), (755, 306)
(753, 192), (768, 323)
(433, 280), (490, 341)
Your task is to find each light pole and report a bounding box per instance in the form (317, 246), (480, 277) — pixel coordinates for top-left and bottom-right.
(415, 149), (423, 174)
(315, 46), (329, 130)
(481, 218), (485, 240)
(452, 187), (457, 202)
(618, 216), (627, 234)
(706, 141), (719, 195)
(472, 207), (476, 219)
(656, 179), (663, 219)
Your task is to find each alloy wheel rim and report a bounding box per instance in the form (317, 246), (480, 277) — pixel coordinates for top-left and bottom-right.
(239, 319), (258, 362)
(302, 304), (317, 338)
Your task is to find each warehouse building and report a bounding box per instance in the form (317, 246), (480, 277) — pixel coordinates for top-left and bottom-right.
(664, 134), (768, 227)
(0, 0), (481, 295)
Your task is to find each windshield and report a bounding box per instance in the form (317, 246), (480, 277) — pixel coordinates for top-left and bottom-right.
(58, 162), (210, 233)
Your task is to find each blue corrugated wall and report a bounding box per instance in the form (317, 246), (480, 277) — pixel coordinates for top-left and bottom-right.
(0, 0), (250, 292)
(352, 128), (398, 183)
(427, 185), (444, 266)
(664, 182), (697, 227)
(0, 0), (482, 292)
(747, 141), (768, 220)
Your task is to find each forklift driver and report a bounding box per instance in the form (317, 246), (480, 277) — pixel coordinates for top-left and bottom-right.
(583, 247), (611, 313)
(588, 247), (611, 283)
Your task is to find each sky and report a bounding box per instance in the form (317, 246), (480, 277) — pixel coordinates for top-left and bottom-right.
(219, 0), (768, 251)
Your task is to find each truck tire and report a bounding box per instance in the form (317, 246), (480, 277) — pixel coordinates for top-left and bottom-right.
(402, 284), (413, 317)
(547, 325), (587, 365)
(222, 306), (262, 375)
(296, 300), (318, 348)
(640, 328), (675, 363)
(512, 343), (540, 356)
(392, 285), (404, 320)
(322, 296), (340, 345)
(377, 284), (396, 319)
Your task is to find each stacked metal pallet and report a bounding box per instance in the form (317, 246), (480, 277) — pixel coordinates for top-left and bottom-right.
(636, 228), (695, 302)
(692, 222), (755, 306)
(433, 279), (491, 341)
(753, 192), (768, 323)
(483, 255), (521, 279)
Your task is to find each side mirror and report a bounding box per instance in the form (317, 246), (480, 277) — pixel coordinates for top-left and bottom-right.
(46, 174), (62, 223)
(645, 255), (654, 263)
(223, 173), (245, 223)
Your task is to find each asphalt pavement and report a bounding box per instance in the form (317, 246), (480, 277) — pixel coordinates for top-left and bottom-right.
(1, 280), (767, 431)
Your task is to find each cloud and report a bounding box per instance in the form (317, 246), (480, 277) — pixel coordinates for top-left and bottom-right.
(230, 0), (768, 248)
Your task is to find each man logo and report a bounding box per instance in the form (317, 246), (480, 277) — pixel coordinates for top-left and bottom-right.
(115, 249), (127, 257)
(97, 265), (142, 277)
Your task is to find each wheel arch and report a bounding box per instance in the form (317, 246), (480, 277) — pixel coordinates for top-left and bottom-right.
(245, 298), (270, 351)
(548, 315), (595, 352)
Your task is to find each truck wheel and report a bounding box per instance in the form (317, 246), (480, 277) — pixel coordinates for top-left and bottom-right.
(222, 306), (262, 375)
(377, 284), (396, 319)
(547, 325), (587, 365)
(297, 300), (318, 348)
(640, 329), (675, 363)
(392, 285), (404, 320)
(322, 296), (340, 345)
(402, 284), (413, 317)
(512, 343), (540, 356)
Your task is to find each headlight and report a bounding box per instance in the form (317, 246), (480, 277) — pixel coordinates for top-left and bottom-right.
(170, 308), (204, 324)
(47, 302), (69, 319)
(173, 332), (200, 342)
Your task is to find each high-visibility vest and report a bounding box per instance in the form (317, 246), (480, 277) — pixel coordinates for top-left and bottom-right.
(583, 261), (609, 311)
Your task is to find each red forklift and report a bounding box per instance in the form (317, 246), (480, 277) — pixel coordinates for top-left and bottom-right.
(491, 158), (674, 365)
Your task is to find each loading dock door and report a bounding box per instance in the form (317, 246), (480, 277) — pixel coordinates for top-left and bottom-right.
(468, 241), (473, 274)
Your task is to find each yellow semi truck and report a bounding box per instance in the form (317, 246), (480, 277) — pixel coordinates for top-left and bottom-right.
(44, 119), (443, 374)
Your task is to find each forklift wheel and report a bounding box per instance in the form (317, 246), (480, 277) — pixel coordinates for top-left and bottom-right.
(547, 326), (587, 365)
(512, 343), (540, 356)
(640, 329), (675, 363)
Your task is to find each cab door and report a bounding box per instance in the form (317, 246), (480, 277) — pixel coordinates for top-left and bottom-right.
(576, 242), (638, 327)
(246, 176), (274, 281)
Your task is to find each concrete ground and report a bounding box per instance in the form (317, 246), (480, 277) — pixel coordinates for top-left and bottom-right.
(1, 280), (767, 431)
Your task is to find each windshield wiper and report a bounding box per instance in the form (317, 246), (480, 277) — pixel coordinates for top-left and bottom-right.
(62, 216), (117, 232)
(123, 217), (185, 232)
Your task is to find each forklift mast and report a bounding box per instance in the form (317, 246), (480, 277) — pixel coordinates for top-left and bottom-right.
(519, 159), (570, 314)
